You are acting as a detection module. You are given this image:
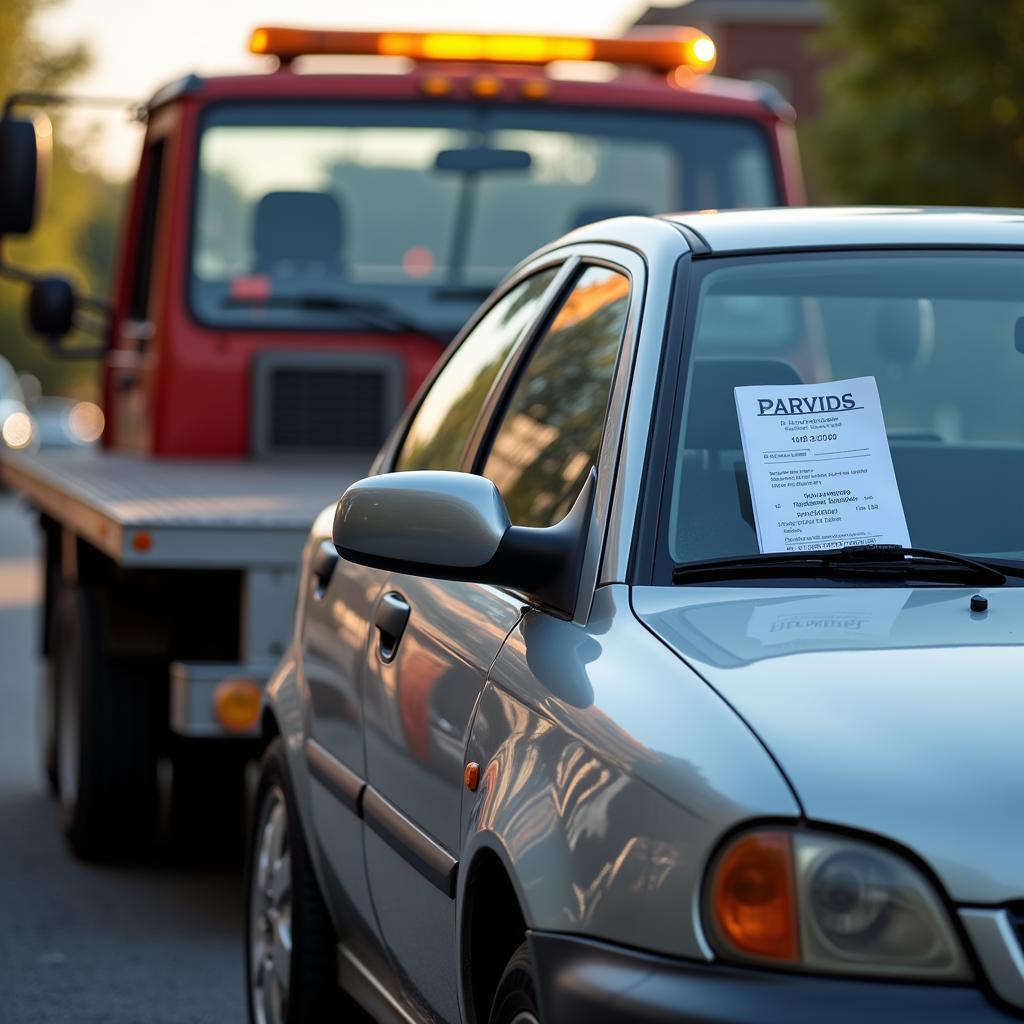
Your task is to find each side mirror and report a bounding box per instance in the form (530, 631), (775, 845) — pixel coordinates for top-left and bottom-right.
(27, 275), (76, 343)
(0, 114), (51, 236)
(333, 470), (595, 616)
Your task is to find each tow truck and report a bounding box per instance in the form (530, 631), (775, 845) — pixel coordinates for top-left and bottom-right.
(0, 25), (804, 861)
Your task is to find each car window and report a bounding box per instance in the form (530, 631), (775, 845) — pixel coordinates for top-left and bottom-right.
(394, 268), (559, 472)
(482, 264), (630, 528)
(666, 251), (1024, 566)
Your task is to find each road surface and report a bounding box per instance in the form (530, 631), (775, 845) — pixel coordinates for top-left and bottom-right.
(0, 494), (246, 1024)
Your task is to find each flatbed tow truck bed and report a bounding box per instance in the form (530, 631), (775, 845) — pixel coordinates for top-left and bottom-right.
(0, 449), (368, 569)
(2, 448), (371, 744)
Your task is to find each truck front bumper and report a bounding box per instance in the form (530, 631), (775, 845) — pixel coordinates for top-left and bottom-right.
(528, 931), (1018, 1023)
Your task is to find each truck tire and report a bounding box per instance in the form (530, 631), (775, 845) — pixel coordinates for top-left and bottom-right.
(488, 942), (540, 1024)
(169, 741), (249, 862)
(54, 585), (159, 861)
(41, 656), (59, 796)
(246, 738), (364, 1024)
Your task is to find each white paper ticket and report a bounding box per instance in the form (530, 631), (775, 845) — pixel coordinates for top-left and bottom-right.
(734, 375), (910, 553)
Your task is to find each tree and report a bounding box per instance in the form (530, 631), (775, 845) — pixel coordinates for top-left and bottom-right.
(810, 0), (1024, 206)
(0, 0), (125, 397)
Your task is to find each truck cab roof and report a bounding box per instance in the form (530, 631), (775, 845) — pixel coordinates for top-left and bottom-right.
(146, 60), (793, 125)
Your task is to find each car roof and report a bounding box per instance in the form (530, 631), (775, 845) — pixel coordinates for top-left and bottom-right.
(664, 206), (1024, 254)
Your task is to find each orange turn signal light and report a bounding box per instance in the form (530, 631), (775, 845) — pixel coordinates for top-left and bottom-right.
(420, 75), (453, 97)
(470, 76), (503, 98)
(709, 831), (799, 963)
(212, 677), (262, 733)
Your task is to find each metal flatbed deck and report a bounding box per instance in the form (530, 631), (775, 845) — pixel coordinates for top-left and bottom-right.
(0, 450), (369, 568)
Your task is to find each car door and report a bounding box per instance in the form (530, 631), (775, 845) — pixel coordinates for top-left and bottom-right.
(299, 264), (561, 1009)
(361, 259), (636, 1022)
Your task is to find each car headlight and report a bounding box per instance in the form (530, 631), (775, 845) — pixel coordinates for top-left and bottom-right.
(2, 410), (35, 450)
(703, 828), (970, 980)
(68, 401), (104, 443)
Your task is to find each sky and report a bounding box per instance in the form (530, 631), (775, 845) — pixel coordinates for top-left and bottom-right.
(36, 0), (683, 177)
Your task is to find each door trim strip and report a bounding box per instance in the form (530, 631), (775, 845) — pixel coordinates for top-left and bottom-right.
(337, 944), (418, 1024)
(305, 738), (365, 815)
(363, 786), (459, 898)
(303, 738), (459, 899)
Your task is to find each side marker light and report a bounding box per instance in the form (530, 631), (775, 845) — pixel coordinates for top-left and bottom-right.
(213, 678), (262, 733)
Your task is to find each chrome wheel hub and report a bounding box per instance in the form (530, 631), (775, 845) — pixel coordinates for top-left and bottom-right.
(249, 785), (292, 1024)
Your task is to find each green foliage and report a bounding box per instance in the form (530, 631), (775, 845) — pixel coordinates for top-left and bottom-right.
(0, 0), (126, 397)
(810, 0), (1024, 206)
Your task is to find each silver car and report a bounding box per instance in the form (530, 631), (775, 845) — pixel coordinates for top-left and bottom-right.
(247, 209), (1024, 1024)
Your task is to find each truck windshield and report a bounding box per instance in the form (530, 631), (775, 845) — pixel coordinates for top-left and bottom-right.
(665, 251), (1024, 572)
(190, 102), (777, 333)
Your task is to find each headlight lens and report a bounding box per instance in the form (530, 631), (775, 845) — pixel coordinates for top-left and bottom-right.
(705, 828), (970, 980)
(2, 410), (35, 450)
(68, 401), (104, 443)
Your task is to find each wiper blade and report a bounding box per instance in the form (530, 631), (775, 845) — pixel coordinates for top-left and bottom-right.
(672, 544), (1008, 586)
(225, 293), (445, 342)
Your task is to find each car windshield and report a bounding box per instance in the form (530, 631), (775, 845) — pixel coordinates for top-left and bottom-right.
(190, 102), (777, 333)
(666, 251), (1024, 569)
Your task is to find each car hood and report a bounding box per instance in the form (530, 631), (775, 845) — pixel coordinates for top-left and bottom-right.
(633, 584), (1024, 904)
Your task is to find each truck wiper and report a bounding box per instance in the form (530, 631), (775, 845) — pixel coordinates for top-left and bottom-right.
(225, 293), (446, 342)
(672, 544), (1009, 586)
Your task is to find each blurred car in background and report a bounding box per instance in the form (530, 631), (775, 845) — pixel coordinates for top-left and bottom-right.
(29, 396), (105, 449)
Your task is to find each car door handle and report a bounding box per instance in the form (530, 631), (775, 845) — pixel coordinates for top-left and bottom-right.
(311, 541), (339, 597)
(375, 592), (410, 663)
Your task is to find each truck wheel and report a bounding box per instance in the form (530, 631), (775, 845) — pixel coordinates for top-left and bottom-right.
(54, 585), (159, 861)
(246, 738), (356, 1024)
(41, 656), (59, 796)
(169, 741), (248, 862)
(488, 942), (540, 1024)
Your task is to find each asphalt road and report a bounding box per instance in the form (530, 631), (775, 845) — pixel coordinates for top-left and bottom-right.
(0, 494), (246, 1024)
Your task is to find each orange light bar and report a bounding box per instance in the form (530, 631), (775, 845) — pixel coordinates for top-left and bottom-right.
(249, 26), (716, 74)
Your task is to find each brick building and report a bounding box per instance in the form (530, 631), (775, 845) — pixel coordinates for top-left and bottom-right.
(634, 0), (831, 120)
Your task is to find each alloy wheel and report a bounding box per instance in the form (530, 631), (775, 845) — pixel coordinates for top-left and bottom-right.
(249, 785), (293, 1024)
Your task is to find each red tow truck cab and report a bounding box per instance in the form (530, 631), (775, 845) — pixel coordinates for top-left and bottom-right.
(0, 25), (804, 862)
(106, 25), (803, 459)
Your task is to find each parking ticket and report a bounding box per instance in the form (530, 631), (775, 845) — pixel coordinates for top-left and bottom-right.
(734, 375), (911, 553)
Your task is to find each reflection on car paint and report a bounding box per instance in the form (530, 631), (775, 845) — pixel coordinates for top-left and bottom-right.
(462, 585), (797, 960)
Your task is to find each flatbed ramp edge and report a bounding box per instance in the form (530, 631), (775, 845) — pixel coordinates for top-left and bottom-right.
(0, 449), (369, 568)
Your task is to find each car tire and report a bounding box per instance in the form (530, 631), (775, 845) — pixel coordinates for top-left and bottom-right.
(55, 585), (159, 861)
(246, 738), (359, 1024)
(488, 941), (541, 1024)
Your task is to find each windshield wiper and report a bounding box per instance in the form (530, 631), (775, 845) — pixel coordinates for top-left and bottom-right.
(672, 544), (1009, 587)
(224, 293), (447, 342)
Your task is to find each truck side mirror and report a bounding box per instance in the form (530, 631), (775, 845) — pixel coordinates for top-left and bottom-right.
(0, 114), (51, 236)
(28, 276), (76, 343)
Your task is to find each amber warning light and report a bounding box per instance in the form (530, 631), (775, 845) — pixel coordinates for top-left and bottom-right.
(249, 26), (716, 74)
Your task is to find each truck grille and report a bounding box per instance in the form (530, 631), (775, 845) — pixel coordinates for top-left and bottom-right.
(252, 352), (403, 456)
